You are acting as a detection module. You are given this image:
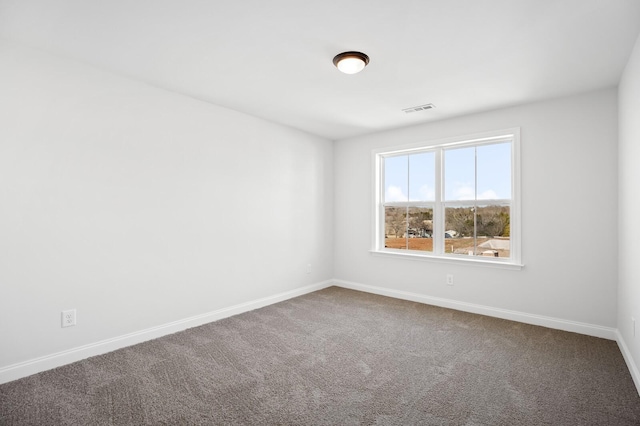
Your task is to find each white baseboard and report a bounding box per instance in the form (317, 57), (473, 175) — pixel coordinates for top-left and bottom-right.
(0, 280), (333, 385)
(616, 331), (640, 396)
(332, 279), (618, 340)
(5, 279), (637, 397)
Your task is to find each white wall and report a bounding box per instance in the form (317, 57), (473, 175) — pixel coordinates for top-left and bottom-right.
(0, 41), (333, 373)
(618, 33), (640, 387)
(334, 88), (618, 329)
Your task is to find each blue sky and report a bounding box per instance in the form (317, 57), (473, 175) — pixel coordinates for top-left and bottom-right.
(385, 142), (511, 202)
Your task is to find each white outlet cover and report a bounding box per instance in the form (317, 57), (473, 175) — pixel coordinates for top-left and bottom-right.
(62, 309), (76, 328)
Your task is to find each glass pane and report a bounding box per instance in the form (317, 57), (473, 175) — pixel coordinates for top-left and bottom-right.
(409, 152), (435, 201)
(407, 207), (433, 252)
(384, 155), (408, 202)
(477, 143), (511, 200)
(444, 147), (475, 201)
(384, 206), (407, 249)
(444, 205), (510, 258)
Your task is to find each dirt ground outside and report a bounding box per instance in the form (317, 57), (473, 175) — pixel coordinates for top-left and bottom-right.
(384, 236), (510, 258)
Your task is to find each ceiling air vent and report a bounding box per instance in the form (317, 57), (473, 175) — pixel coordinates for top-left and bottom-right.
(402, 103), (435, 113)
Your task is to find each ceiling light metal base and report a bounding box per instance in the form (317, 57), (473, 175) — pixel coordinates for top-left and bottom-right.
(333, 51), (370, 74)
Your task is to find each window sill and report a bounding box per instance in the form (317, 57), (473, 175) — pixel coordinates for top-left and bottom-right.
(369, 249), (524, 270)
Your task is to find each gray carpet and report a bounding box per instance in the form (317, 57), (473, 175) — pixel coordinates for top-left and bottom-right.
(1, 286), (639, 425)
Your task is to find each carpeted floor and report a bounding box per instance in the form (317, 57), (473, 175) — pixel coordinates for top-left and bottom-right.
(1, 286), (639, 425)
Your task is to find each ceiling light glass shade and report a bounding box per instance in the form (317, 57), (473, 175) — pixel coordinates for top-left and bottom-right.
(333, 51), (369, 74)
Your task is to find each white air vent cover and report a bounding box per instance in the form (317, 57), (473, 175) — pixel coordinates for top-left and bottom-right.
(402, 103), (435, 113)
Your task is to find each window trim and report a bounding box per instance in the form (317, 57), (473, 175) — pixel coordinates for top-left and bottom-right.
(372, 128), (522, 268)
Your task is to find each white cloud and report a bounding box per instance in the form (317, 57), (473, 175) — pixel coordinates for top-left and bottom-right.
(451, 184), (499, 200)
(478, 189), (498, 200)
(416, 184), (435, 201)
(385, 185), (407, 202)
(453, 185), (475, 200)
(391, 182), (499, 202)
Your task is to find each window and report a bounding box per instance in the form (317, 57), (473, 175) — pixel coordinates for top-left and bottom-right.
(373, 129), (521, 267)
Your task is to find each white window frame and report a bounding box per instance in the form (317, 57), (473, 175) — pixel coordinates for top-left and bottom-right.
(371, 128), (522, 269)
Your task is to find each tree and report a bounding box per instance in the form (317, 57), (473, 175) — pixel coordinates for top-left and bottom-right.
(408, 208), (433, 236)
(477, 206), (509, 237)
(445, 206), (510, 237)
(385, 207), (407, 238)
(446, 208), (474, 237)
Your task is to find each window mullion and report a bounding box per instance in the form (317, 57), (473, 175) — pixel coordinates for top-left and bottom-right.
(434, 148), (443, 255)
(474, 146), (478, 256)
(406, 155), (410, 250)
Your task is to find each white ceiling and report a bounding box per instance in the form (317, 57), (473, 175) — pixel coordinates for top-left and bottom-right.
(1, 0), (639, 140)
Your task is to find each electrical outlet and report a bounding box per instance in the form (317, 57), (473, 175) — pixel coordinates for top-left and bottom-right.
(446, 274), (454, 286)
(62, 309), (76, 328)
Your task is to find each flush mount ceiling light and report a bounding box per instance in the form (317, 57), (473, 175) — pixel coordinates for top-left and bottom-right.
(332, 51), (370, 74)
